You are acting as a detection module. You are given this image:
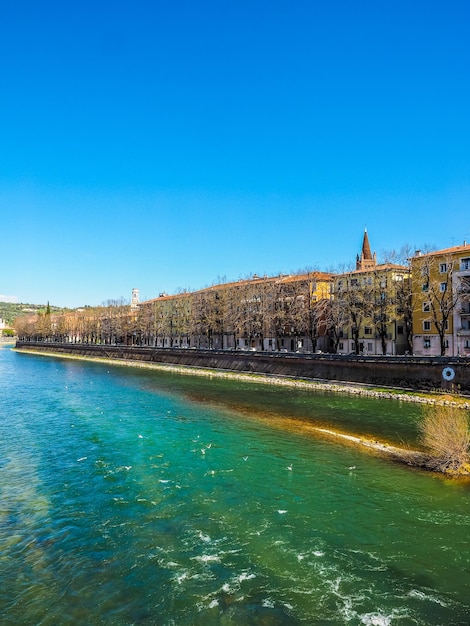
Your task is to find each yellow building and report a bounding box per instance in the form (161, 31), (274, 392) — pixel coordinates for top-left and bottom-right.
(411, 243), (470, 356)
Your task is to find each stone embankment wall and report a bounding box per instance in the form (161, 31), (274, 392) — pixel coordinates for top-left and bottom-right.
(15, 341), (470, 395)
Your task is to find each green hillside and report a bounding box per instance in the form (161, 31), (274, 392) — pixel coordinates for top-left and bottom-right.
(0, 302), (69, 326)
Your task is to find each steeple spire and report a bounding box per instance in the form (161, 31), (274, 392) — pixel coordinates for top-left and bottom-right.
(356, 229), (377, 270)
(361, 228), (372, 260)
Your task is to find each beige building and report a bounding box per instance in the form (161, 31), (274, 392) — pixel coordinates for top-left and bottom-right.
(139, 270), (333, 352)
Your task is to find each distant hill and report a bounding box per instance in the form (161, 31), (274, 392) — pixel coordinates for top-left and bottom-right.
(0, 302), (70, 326)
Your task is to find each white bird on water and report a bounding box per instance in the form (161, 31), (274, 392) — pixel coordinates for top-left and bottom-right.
(287, 464), (293, 471)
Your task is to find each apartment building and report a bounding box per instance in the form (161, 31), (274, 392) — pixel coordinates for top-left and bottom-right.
(333, 231), (411, 355)
(411, 243), (470, 356)
(139, 271), (333, 352)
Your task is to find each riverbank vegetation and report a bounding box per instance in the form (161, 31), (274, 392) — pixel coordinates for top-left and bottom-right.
(417, 405), (470, 474)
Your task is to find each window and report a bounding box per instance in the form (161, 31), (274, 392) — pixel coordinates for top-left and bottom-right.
(461, 257), (470, 271)
(397, 326), (404, 335)
(424, 338), (431, 348)
(440, 282), (447, 292)
(422, 283), (429, 292)
(339, 342), (344, 350)
(423, 302), (431, 312)
(364, 327), (373, 335)
(367, 343), (373, 352)
(439, 263), (447, 273)
(423, 321), (431, 331)
(351, 278), (359, 286)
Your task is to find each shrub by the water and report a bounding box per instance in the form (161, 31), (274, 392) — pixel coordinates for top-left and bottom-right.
(419, 405), (470, 474)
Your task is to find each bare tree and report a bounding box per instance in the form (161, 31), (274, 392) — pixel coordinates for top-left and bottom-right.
(413, 252), (461, 356)
(335, 274), (374, 354)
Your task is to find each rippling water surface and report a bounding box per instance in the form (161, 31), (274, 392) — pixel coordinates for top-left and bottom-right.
(1, 346), (469, 625)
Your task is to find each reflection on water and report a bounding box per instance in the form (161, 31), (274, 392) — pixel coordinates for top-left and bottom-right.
(1, 346), (469, 625)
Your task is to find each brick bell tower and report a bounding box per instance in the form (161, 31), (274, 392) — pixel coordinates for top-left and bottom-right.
(356, 229), (377, 270)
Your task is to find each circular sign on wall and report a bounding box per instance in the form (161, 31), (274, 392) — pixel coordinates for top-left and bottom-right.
(442, 366), (455, 381)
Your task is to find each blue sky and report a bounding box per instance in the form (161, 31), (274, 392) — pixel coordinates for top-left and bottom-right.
(1, 1), (469, 307)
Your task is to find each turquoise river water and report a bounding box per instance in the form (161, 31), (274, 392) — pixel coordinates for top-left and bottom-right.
(1, 345), (469, 625)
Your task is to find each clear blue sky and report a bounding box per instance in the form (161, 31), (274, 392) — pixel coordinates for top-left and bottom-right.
(1, 1), (469, 307)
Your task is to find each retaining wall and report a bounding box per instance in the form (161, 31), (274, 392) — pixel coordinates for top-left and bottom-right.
(15, 341), (470, 395)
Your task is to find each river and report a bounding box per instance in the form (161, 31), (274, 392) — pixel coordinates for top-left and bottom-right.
(1, 345), (469, 625)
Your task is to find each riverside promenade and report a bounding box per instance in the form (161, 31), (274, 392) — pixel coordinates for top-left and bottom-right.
(15, 341), (470, 396)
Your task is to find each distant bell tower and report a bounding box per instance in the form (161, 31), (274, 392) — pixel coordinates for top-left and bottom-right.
(356, 229), (377, 270)
(131, 288), (140, 309)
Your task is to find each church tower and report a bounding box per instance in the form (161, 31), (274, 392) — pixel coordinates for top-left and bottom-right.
(356, 229), (377, 271)
(131, 288), (140, 309)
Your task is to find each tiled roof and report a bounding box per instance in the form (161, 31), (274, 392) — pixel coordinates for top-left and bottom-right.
(336, 263), (409, 277)
(411, 243), (470, 259)
(141, 271), (333, 305)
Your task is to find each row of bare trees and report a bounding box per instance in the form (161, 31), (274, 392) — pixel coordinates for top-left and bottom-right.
(15, 275), (331, 351)
(15, 247), (469, 355)
(16, 270), (410, 353)
(132, 274), (331, 351)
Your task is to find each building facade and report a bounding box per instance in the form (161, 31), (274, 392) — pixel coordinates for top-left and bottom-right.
(137, 271), (333, 352)
(333, 231), (411, 355)
(411, 243), (470, 356)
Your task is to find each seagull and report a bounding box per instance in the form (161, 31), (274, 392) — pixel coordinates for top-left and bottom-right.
(287, 464), (293, 471)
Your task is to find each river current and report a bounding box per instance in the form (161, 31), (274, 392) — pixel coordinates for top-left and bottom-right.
(1, 345), (469, 625)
